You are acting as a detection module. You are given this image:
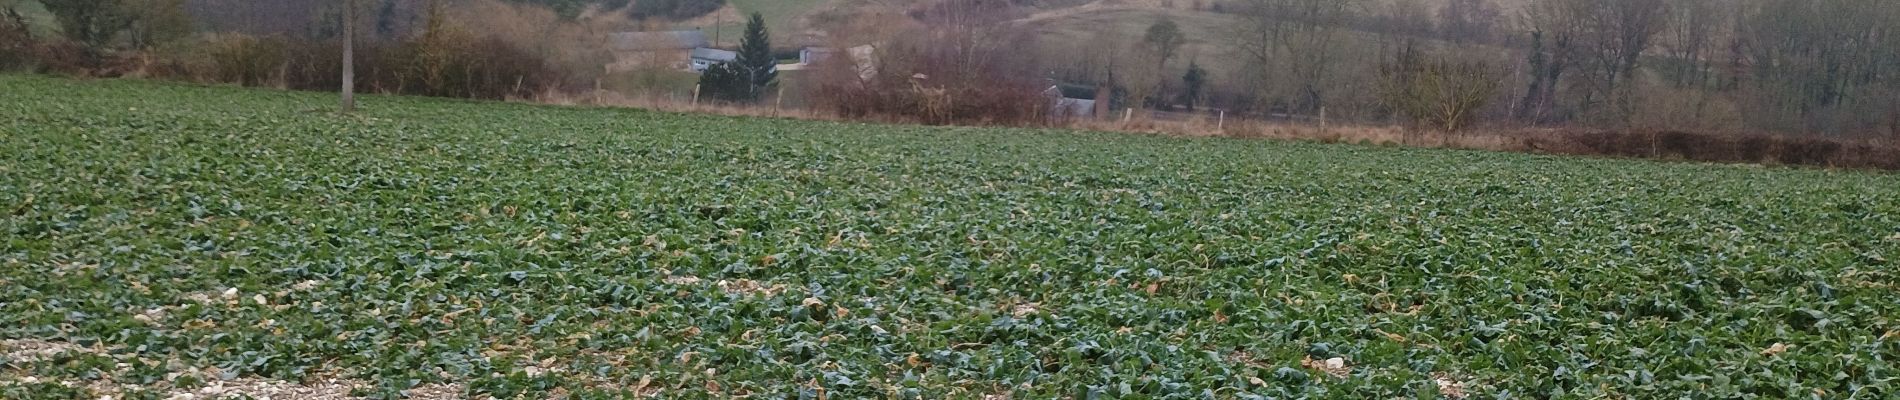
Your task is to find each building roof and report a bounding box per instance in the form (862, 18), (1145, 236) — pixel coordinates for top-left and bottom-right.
(1046, 84), (1098, 100)
(610, 31), (710, 52)
(691, 48), (737, 62)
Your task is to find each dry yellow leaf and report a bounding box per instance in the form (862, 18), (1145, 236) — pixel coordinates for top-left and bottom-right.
(1301, 355), (1351, 378)
(1434, 373), (1468, 399)
(631, 375), (653, 397)
(1761, 342), (1792, 356)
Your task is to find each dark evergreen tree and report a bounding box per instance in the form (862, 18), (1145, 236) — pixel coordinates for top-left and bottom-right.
(1181, 62), (1208, 111)
(733, 12), (776, 102)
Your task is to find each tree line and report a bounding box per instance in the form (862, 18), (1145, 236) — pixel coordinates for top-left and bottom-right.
(1, 0), (618, 99)
(1224, 0), (1900, 137)
(1027, 0), (1897, 137)
(6, 0), (1896, 137)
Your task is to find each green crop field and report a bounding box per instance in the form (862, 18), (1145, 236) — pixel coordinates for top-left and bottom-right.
(1, 75), (1897, 399)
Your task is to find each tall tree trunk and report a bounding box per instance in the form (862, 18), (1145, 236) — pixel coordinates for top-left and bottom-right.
(341, 0), (357, 113)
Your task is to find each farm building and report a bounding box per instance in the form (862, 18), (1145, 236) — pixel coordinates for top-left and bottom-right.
(798, 47), (839, 65)
(689, 48), (738, 72)
(784, 45), (879, 76)
(1044, 85), (1097, 120)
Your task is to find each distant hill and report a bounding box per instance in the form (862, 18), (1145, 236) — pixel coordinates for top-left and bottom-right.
(175, 0), (821, 47)
(180, 0), (634, 37)
(183, 0), (330, 35)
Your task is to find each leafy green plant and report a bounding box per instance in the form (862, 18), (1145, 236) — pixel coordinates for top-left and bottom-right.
(0, 75), (1896, 399)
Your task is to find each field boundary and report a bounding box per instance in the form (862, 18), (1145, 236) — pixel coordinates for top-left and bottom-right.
(561, 89), (1900, 171)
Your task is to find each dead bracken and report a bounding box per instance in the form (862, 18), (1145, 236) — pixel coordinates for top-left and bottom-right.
(0, 339), (91, 364)
(1433, 372), (1468, 399)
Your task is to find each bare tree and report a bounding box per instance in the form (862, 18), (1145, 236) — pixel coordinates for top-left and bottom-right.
(1575, 0), (1667, 117)
(1736, 0), (1900, 135)
(1516, 0), (1573, 123)
(1660, 0), (1724, 88)
(1517, 0), (1667, 124)
(908, 0), (1027, 87)
(1381, 43), (1503, 132)
(1235, 0), (1365, 114)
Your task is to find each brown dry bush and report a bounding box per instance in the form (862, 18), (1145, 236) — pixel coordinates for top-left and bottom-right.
(1378, 45), (1504, 133)
(204, 34), (289, 86)
(1509, 128), (1897, 170)
(173, 30), (565, 100)
(142, 0), (596, 100)
(807, 0), (1048, 126)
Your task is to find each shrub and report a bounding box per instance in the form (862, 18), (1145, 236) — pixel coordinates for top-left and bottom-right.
(206, 34), (290, 86)
(808, 0), (1047, 125)
(697, 62), (748, 102)
(179, 30), (564, 100)
(1378, 45), (1501, 132)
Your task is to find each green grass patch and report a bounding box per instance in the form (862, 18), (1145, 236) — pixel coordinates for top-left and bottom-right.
(2, 75), (1897, 398)
(728, 0), (825, 38)
(603, 68), (702, 97)
(661, 0), (825, 49)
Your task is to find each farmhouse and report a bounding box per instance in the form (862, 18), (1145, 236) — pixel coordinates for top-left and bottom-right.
(798, 47), (839, 65)
(785, 45), (879, 76)
(689, 48), (738, 72)
(1044, 84), (1097, 120)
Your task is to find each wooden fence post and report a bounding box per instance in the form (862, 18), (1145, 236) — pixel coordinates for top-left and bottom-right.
(1319, 106), (1328, 135)
(1218, 110), (1226, 132)
(775, 86), (785, 117)
(1652, 130), (1661, 158)
(340, 0), (355, 112)
(692, 84), (702, 105)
